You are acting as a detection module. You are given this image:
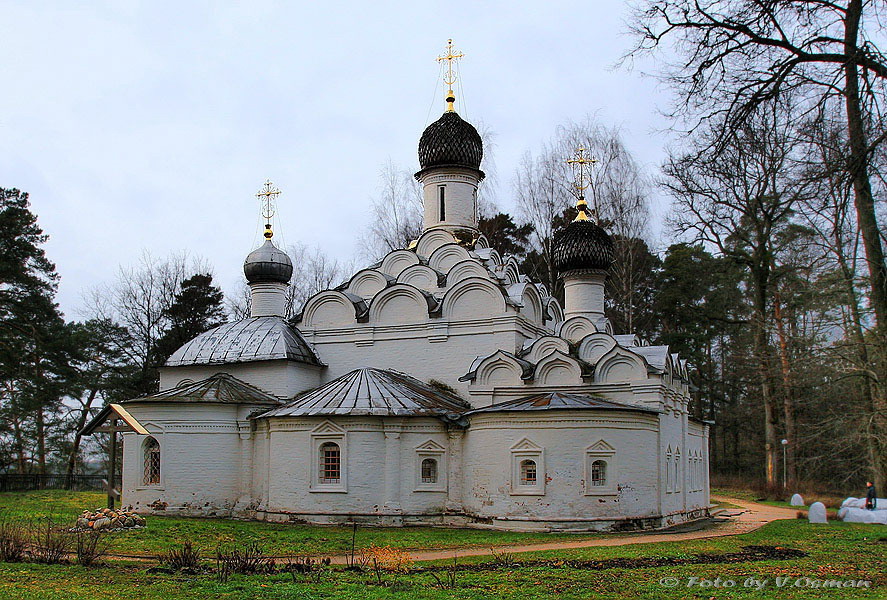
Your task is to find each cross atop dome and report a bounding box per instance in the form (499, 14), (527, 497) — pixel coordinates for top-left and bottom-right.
(256, 180), (281, 239)
(437, 38), (464, 112)
(566, 147), (598, 223)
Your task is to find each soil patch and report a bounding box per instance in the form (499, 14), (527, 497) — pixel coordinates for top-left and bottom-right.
(417, 545), (807, 573)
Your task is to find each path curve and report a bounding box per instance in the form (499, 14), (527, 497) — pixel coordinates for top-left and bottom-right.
(344, 496), (798, 564)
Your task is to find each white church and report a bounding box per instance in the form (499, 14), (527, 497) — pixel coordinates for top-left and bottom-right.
(113, 50), (710, 532)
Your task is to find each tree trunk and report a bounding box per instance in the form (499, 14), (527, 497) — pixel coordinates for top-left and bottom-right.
(36, 407), (46, 476)
(66, 388), (99, 477)
(773, 292), (798, 486)
(751, 262), (778, 487)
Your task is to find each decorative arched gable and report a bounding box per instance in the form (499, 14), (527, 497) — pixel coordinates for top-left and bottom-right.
(474, 234), (490, 249)
(446, 259), (489, 286)
(557, 316), (598, 343)
(546, 298), (564, 325)
(442, 277), (506, 320)
(594, 347), (649, 383)
(345, 269), (392, 299)
(378, 250), (420, 278)
(519, 284), (544, 325)
(416, 229), (456, 258)
(523, 336), (570, 363)
(495, 258), (521, 285)
(302, 291), (361, 328)
(474, 350), (528, 387)
(368, 284), (434, 325)
(429, 243), (472, 274)
(576, 332), (618, 365)
(474, 247), (502, 268)
(397, 264), (442, 292)
(534, 350), (584, 385)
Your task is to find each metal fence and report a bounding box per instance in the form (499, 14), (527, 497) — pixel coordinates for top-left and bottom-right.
(0, 474), (105, 493)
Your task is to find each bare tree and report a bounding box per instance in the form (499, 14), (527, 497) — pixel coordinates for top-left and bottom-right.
(358, 161), (423, 261)
(628, 0), (887, 384)
(662, 101), (806, 486)
(514, 118), (653, 297)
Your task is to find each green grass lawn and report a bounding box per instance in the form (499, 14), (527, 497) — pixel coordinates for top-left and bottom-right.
(0, 490), (604, 557)
(0, 517), (883, 599)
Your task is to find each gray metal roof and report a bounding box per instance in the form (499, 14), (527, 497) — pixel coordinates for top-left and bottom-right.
(259, 368), (470, 419)
(165, 316), (321, 367)
(463, 392), (661, 417)
(124, 373), (281, 406)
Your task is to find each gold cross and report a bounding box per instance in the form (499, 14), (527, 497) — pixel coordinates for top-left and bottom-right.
(256, 180), (281, 239)
(437, 39), (463, 112)
(566, 148), (598, 222)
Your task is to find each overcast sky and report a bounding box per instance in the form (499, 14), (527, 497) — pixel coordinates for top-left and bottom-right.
(1, 1), (677, 318)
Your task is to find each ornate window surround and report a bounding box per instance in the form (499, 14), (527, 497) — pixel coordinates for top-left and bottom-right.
(414, 440), (446, 492)
(510, 438), (545, 496)
(584, 439), (617, 495)
(309, 422), (347, 493)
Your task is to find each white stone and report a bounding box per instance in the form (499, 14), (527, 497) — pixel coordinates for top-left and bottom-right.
(789, 493), (804, 506)
(808, 502), (827, 523)
(840, 507), (887, 525)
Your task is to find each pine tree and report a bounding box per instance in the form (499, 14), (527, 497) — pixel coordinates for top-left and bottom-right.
(152, 273), (227, 368)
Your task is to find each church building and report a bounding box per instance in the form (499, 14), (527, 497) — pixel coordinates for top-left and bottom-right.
(115, 44), (710, 532)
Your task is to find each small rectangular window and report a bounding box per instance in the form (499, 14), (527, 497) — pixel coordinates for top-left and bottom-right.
(438, 186), (446, 221)
(320, 443), (341, 484)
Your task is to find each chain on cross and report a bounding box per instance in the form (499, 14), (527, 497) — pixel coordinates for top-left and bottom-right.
(256, 180), (281, 239)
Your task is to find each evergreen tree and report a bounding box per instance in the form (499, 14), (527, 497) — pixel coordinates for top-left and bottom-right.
(478, 213), (534, 258)
(152, 273), (227, 368)
(0, 188), (76, 473)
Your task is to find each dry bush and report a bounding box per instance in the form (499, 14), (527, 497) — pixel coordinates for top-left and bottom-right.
(160, 541), (201, 571)
(215, 541), (273, 581)
(0, 519), (29, 562)
(285, 556), (331, 584)
(31, 518), (69, 564)
(75, 530), (109, 567)
(361, 545), (413, 586)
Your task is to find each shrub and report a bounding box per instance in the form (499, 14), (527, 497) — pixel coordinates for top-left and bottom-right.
(215, 541), (273, 581)
(31, 518), (69, 564)
(0, 519), (29, 562)
(489, 548), (516, 568)
(74, 530), (109, 567)
(285, 556), (331, 584)
(361, 545), (413, 586)
(160, 541), (201, 571)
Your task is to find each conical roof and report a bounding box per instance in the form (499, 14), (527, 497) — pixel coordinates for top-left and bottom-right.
(260, 368), (469, 419)
(125, 373), (281, 406)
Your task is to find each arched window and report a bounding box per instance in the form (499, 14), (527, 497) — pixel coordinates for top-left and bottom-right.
(520, 459), (537, 485)
(420, 458), (438, 484)
(591, 459), (607, 487)
(143, 437), (161, 486)
(674, 447), (682, 492)
(319, 442), (341, 484)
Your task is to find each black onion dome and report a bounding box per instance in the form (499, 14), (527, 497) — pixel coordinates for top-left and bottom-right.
(553, 220), (614, 273)
(418, 111), (483, 170)
(244, 239), (293, 284)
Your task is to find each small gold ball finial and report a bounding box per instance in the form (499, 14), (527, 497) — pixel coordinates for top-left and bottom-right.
(437, 38), (464, 112)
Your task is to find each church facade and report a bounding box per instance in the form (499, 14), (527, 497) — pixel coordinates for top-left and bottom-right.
(117, 77), (710, 532)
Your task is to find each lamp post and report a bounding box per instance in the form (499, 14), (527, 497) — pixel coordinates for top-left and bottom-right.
(781, 439), (789, 489)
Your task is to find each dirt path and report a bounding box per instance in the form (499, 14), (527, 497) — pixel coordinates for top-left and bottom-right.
(331, 496), (798, 564)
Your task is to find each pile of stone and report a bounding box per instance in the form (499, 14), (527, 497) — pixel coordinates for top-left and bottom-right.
(838, 497), (887, 525)
(75, 508), (146, 531)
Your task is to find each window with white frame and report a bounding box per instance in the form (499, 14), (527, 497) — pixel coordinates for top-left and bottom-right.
(414, 440), (446, 492)
(310, 423), (347, 492)
(319, 442), (341, 484)
(510, 439), (544, 495)
(143, 437), (161, 486)
(585, 440), (616, 495)
(421, 458), (438, 483)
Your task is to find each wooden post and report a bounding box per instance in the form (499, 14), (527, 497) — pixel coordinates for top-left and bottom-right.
(107, 419), (117, 509)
